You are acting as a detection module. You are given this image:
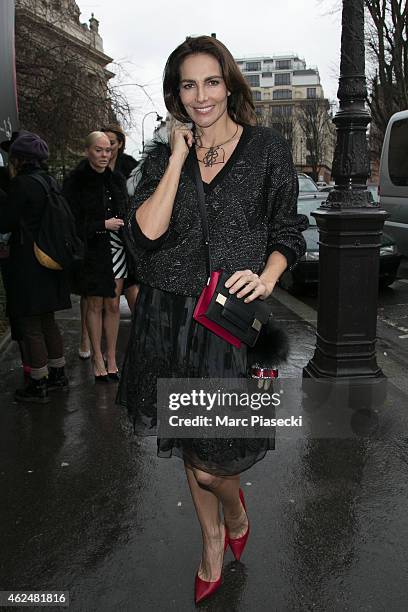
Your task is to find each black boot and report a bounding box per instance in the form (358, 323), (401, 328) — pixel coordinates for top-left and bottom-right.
(47, 366), (68, 391)
(15, 376), (50, 404)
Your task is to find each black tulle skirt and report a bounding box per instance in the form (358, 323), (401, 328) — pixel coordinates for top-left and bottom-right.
(116, 285), (275, 476)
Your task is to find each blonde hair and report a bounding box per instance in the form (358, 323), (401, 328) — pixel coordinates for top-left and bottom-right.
(84, 131), (110, 148)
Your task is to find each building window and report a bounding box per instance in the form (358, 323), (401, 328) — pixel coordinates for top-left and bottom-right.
(245, 74), (260, 87)
(273, 89), (292, 100)
(275, 73), (291, 86)
(276, 59), (292, 70)
(273, 105), (293, 117)
(246, 61), (261, 71)
(253, 90), (262, 101)
(262, 72), (272, 78)
(307, 87), (317, 98)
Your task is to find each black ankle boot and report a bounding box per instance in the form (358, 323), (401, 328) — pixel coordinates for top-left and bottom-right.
(47, 366), (68, 391)
(15, 377), (50, 404)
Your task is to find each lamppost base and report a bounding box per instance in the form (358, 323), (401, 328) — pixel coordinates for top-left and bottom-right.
(303, 207), (388, 381)
(303, 360), (385, 379)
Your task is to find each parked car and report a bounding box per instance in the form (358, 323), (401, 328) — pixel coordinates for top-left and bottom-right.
(280, 195), (402, 293)
(379, 109), (408, 256)
(367, 184), (380, 204)
(312, 183), (379, 200)
(298, 173), (329, 204)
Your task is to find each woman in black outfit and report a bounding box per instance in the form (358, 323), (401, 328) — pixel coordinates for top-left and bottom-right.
(100, 124), (139, 313)
(0, 132), (71, 402)
(63, 132), (129, 380)
(0, 131), (35, 378)
(100, 124), (138, 181)
(117, 36), (308, 603)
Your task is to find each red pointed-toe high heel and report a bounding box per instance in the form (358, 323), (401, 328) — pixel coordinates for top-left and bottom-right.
(194, 529), (228, 604)
(228, 488), (250, 561)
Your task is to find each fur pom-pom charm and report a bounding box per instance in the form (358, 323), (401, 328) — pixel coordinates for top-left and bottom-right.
(248, 317), (290, 370)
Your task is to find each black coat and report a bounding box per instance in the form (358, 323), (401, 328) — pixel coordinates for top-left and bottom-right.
(0, 166), (72, 318)
(62, 160), (129, 298)
(115, 153), (138, 180)
(0, 167), (11, 194)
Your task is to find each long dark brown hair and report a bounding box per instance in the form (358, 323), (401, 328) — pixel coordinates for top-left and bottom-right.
(100, 124), (126, 156)
(163, 36), (257, 126)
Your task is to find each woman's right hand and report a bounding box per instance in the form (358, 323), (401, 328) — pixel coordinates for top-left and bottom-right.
(169, 123), (194, 162)
(135, 122), (193, 240)
(105, 217), (124, 231)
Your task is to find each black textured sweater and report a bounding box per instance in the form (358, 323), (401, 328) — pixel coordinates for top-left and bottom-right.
(126, 124), (308, 297)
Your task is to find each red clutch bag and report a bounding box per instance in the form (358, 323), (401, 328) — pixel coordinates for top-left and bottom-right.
(193, 270), (242, 348)
(193, 269), (272, 349)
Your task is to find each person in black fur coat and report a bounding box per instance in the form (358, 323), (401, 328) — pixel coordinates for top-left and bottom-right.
(63, 131), (129, 381)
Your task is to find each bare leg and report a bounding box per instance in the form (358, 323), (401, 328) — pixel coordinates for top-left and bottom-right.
(185, 465), (225, 582)
(124, 284), (140, 314)
(192, 468), (248, 536)
(185, 466), (249, 579)
(79, 296), (90, 353)
(86, 296), (106, 375)
(103, 279), (123, 373)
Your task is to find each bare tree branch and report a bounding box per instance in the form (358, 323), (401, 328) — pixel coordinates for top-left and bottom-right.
(14, 0), (134, 177)
(365, 0), (408, 159)
(297, 99), (333, 182)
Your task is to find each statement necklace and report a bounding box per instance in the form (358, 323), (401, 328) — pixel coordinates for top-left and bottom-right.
(196, 124), (239, 167)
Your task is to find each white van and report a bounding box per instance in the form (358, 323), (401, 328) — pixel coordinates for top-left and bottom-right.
(379, 110), (408, 255)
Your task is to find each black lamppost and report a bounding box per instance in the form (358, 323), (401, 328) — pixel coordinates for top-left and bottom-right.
(303, 0), (388, 379)
(141, 111), (163, 152)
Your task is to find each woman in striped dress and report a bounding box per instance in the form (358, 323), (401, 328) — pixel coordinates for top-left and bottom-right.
(63, 132), (129, 381)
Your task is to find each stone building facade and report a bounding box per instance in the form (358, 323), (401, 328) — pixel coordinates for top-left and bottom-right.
(235, 54), (335, 182)
(14, 0), (115, 174)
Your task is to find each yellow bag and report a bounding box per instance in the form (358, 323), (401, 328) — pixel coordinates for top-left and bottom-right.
(33, 242), (62, 270)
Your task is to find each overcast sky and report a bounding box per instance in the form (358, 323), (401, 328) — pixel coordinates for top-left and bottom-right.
(78, 0), (342, 157)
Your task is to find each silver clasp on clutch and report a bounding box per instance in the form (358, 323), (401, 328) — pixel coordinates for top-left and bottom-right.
(216, 293), (227, 306)
(252, 318), (262, 331)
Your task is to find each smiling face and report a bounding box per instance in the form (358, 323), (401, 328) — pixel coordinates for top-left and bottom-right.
(178, 53), (230, 128)
(85, 135), (111, 172)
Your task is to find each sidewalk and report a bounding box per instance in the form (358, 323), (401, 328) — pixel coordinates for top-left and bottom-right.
(0, 295), (408, 611)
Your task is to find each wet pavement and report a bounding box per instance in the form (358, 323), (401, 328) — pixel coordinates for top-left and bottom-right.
(1, 295), (408, 612)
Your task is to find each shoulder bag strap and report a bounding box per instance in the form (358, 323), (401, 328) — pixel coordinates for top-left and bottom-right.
(27, 172), (52, 194)
(192, 157), (212, 278)
(19, 173), (54, 244)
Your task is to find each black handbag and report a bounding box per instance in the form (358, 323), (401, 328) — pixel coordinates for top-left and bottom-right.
(192, 159), (273, 348)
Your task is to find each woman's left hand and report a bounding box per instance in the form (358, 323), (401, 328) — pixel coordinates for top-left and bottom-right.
(224, 270), (274, 302)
